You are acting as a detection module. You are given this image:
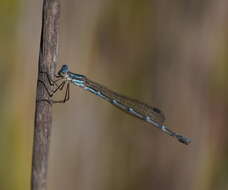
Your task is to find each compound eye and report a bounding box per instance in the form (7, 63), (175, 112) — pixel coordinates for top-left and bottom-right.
(58, 65), (69, 76)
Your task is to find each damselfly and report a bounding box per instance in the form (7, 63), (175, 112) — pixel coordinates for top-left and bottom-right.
(39, 65), (191, 145)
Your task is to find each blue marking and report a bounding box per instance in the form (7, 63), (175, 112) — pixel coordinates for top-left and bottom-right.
(128, 108), (144, 118)
(84, 87), (111, 102)
(72, 79), (85, 87)
(69, 72), (85, 80)
(145, 116), (173, 136)
(84, 86), (98, 95)
(161, 125), (174, 136)
(58, 65), (69, 77)
(145, 116), (159, 128)
(112, 100), (127, 110)
(96, 91), (108, 100)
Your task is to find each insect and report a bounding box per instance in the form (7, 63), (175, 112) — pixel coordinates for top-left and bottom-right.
(39, 65), (191, 145)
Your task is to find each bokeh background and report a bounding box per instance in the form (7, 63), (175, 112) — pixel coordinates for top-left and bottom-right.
(1, 0), (228, 189)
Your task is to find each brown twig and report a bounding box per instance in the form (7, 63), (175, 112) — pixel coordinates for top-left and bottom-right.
(31, 0), (60, 190)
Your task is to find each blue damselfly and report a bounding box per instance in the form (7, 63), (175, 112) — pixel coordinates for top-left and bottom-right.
(39, 65), (191, 145)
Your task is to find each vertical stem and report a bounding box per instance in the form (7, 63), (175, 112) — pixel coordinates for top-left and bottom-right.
(31, 0), (60, 190)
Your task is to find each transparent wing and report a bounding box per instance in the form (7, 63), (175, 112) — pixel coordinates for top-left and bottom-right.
(84, 78), (165, 125)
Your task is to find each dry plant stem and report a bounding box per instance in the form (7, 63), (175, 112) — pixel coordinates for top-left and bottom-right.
(31, 0), (60, 190)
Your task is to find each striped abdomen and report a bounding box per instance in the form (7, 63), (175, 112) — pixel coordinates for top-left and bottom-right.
(83, 78), (165, 126)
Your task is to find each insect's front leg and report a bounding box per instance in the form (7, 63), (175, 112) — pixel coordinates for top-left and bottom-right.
(52, 82), (70, 103)
(39, 71), (62, 87)
(37, 78), (67, 104)
(38, 79), (66, 97)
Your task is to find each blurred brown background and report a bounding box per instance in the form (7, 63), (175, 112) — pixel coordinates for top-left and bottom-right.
(1, 0), (228, 189)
